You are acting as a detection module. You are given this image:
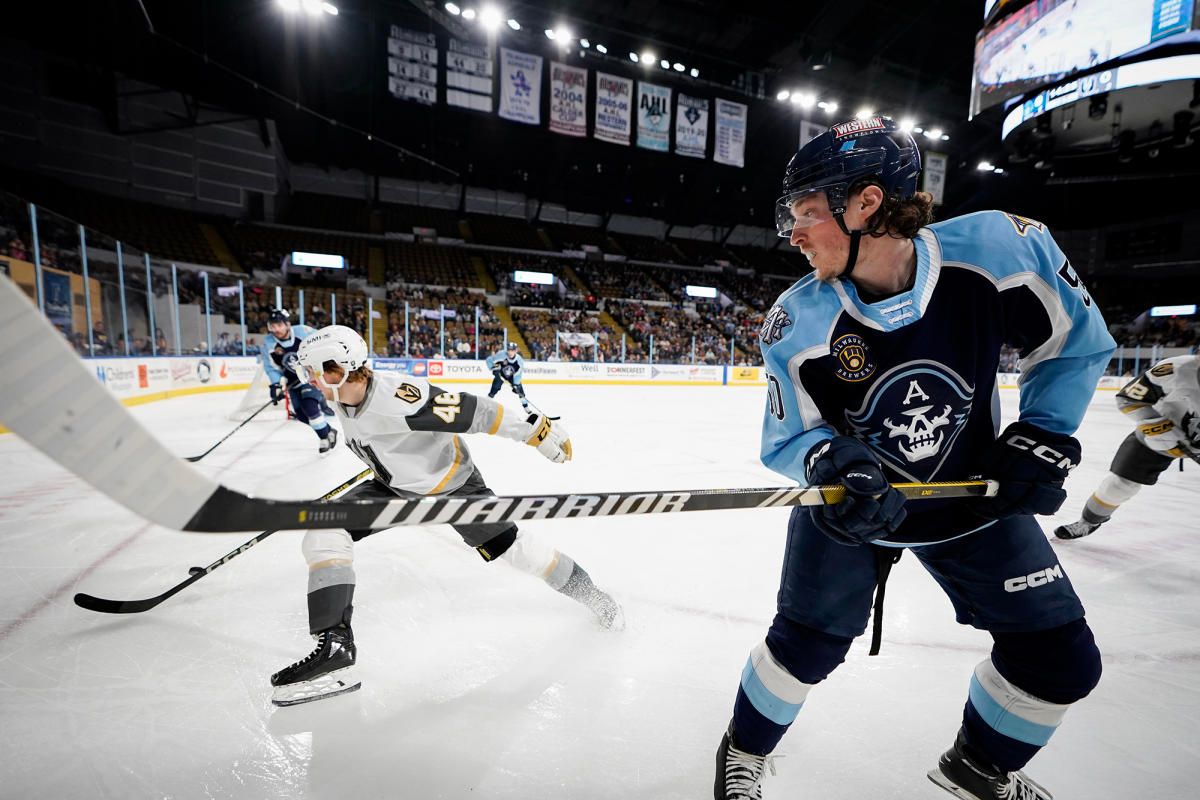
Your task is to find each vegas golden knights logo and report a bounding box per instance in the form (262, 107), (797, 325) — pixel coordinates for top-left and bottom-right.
(395, 383), (423, 404)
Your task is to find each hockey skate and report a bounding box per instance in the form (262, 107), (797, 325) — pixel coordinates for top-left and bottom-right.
(928, 733), (1052, 799)
(270, 626), (360, 707)
(558, 564), (625, 630)
(1053, 519), (1100, 540)
(714, 725), (777, 800)
(319, 428), (339, 455)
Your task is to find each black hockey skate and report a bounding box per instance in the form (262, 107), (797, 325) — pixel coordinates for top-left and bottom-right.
(270, 626), (360, 707)
(1053, 519), (1100, 540)
(928, 733), (1052, 799)
(319, 428), (339, 455)
(714, 725), (777, 800)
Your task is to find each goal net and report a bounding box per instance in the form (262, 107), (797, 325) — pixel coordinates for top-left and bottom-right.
(227, 364), (289, 421)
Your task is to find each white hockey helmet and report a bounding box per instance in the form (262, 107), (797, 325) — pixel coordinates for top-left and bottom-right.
(297, 325), (369, 388)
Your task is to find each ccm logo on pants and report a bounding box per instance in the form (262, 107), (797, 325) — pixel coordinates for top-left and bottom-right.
(1004, 565), (1065, 593)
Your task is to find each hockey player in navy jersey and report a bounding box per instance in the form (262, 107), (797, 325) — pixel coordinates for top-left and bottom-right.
(1055, 354), (1199, 539)
(267, 325), (622, 706)
(262, 308), (338, 454)
(714, 117), (1116, 800)
(486, 342), (530, 410)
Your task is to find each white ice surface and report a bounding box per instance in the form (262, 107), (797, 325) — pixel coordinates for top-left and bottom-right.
(0, 384), (1196, 799)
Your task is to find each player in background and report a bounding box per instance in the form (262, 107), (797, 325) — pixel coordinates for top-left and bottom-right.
(269, 325), (622, 707)
(262, 308), (338, 454)
(1055, 354), (1199, 539)
(714, 117), (1116, 800)
(486, 341), (530, 411)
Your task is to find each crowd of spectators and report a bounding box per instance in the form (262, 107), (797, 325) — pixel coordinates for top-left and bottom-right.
(385, 284), (502, 358)
(510, 309), (620, 362)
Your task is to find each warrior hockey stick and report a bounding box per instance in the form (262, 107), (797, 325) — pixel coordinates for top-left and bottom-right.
(73, 468), (374, 614)
(1, 275), (996, 533)
(185, 400), (273, 462)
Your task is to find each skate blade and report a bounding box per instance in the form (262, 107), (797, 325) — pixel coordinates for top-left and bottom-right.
(926, 769), (977, 799)
(272, 667), (361, 707)
(599, 604), (626, 632)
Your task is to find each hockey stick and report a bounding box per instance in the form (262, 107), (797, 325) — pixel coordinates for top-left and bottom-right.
(0, 276), (995, 533)
(185, 400), (273, 462)
(73, 468), (374, 614)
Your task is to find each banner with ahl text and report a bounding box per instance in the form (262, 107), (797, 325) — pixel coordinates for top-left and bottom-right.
(594, 72), (633, 145)
(498, 48), (543, 125)
(714, 98), (748, 167)
(549, 61), (588, 136)
(637, 82), (672, 152)
(674, 94), (709, 158)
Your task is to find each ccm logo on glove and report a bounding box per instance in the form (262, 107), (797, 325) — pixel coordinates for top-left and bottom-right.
(1004, 434), (1079, 470)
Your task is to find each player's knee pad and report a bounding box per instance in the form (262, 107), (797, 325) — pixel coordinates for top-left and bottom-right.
(764, 612), (855, 684)
(302, 529), (354, 568)
(991, 618), (1102, 705)
(498, 530), (566, 585)
(474, 525), (517, 561)
(1095, 473), (1143, 504)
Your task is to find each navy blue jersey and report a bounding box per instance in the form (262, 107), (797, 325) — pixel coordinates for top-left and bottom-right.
(261, 324), (318, 387)
(760, 211), (1116, 545)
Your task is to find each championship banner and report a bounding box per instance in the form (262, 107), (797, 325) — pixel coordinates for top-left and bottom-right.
(594, 72), (633, 145)
(674, 94), (709, 158)
(446, 38), (493, 113)
(549, 61), (587, 137)
(498, 48), (543, 125)
(637, 82), (671, 152)
(386, 26), (437, 106)
(714, 98), (748, 167)
(923, 151), (948, 206)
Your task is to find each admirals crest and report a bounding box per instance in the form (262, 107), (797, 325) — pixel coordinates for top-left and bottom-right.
(845, 360), (974, 482)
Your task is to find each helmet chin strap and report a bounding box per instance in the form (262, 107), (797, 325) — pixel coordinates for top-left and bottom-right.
(833, 213), (864, 278)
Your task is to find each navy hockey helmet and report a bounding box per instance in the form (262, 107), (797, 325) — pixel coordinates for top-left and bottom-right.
(775, 116), (921, 238)
(267, 308), (291, 326)
(506, 341), (518, 352)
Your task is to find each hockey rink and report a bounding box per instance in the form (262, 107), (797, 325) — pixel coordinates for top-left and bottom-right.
(0, 381), (1196, 799)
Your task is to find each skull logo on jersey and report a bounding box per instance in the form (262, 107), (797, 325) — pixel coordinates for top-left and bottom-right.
(760, 304), (792, 346)
(845, 360), (974, 482)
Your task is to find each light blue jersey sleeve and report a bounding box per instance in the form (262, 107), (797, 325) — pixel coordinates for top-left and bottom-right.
(934, 211), (1116, 435)
(758, 277), (841, 485)
(511, 354), (525, 384)
(260, 334), (282, 383)
(292, 324), (317, 341)
(485, 351), (501, 370)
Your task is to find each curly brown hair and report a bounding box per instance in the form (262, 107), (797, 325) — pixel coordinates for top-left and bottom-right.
(849, 179), (936, 239)
(322, 360), (372, 384)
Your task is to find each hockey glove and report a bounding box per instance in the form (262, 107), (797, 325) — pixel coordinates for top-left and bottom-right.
(805, 436), (907, 546)
(269, 382), (285, 405)
(977, 421), (1081, 520)
(524, 413), (572, 463)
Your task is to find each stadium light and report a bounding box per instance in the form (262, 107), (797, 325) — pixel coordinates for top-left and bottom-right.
(278, 0), (300, 10)
(925, 127), (943, 140)
(776, 90), (791, 101)
(321, 2), (337, 14)
(507, 18), (520, 30)
(595, 44), (607, 54)
(580, 38), (591, 48)
(899, 118), (916, 133)
(479, 5), (502, 31)
(660, 59), (670, 69)
(555, 27), (572, 44)
(673, 62), (685, 72)
(818, 100), (838, 114)
(854, 107), (875, 120)
(461, 8), (476, 20)
(689, 68), (699, 78)
(544, 28), (556, 39)
(300, 0), (322, 13)
(795, 92), (816, 109)
(977, 161), (994, 171)
(629, 51), (640, 62)
(993, 167), (1006, 174)
(641, 51), (656, 65)
(445, 2), (461, 14)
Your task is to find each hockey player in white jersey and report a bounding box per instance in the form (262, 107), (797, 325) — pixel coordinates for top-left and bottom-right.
(269, 325), (622, 706)
(1055, 354), (1200, 539)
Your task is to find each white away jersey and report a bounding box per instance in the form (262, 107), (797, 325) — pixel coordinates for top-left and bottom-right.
(335, 371), (531, 495)
(1115, 355), (1200, 445)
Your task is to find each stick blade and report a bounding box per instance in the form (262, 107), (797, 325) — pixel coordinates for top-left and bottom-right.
(73, 592), (161, 614)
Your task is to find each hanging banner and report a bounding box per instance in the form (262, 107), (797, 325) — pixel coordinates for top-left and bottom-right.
(446, 38), (493, 113)
(799, 118), (826, 147)
(923, 151), (948, 206)
(594, 72), (633, 146)
(549, 61), (588, 136)
(714, 98), (748, 167)
(674, 94), (709, 158)
(498, 48), (543, 125)
(637, 82), (672, 152)
(386, 26), (438, 106)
